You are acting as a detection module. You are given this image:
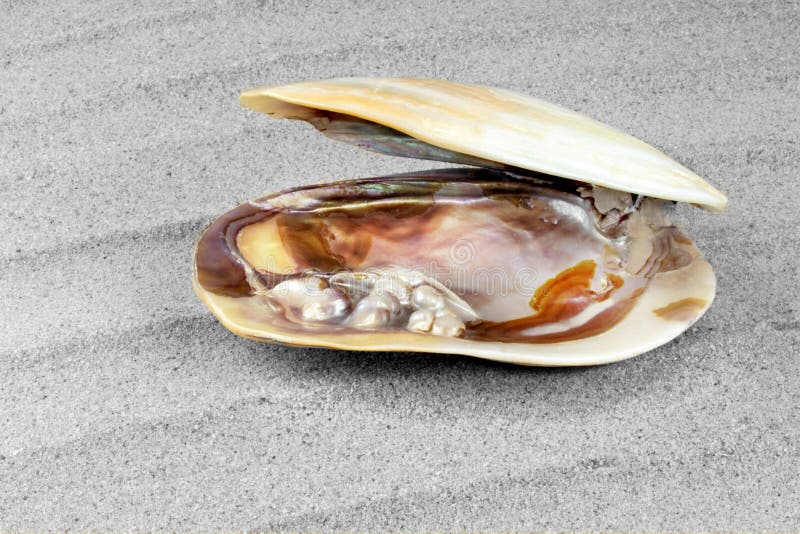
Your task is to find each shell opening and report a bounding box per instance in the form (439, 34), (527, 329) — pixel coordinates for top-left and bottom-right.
(195, 170), (708, 354)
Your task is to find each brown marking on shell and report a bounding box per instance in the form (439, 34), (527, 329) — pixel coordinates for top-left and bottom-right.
(632, 227), (695, 278)
(653, 297), (707, 322)
(325, 200), (440, 246)
(515, 297), (639, 343)
(470, 260), (632, 341)
(331, 220), (373, 266)
(236, 217), (301, 275)
(195, 202), (269, 297)
(196, 173), (470, 298)
(275, 213), (345, 272)
(670, 228), (694, 245)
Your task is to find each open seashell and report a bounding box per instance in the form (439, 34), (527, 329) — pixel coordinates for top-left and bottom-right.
(193, 78), (726, 366)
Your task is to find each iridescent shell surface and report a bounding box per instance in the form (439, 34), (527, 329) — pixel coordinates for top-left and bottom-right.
(193, 78), (724, 366)
(194, 169), (716, 366)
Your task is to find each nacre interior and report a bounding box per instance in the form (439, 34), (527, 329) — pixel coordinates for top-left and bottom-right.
(195, 168), (703, 348)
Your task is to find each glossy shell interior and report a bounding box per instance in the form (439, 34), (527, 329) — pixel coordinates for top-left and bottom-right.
(194, 169), (716, 366)
(240, 78), (728, 212)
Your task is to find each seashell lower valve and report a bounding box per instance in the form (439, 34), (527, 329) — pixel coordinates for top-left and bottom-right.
(193, 78), (726, 366)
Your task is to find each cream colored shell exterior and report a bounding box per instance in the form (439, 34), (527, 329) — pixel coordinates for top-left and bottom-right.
(240, 78), (727, 212)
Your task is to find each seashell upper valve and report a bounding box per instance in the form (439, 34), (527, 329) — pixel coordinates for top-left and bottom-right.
(193, 78), (727, 366)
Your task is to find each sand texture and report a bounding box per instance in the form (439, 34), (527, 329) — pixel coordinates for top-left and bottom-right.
(2, 0), (799, 529)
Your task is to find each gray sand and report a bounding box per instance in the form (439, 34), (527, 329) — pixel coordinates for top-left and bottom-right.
(2, 0), (799, 529)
